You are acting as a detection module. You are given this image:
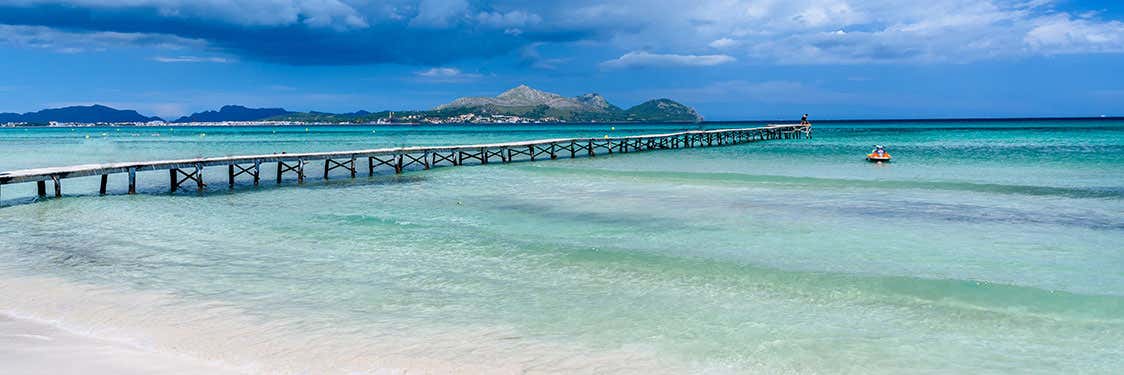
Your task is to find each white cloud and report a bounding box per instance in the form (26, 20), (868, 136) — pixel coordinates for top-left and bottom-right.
(410, 0), (470, 28)
(152, 55), (232, 63)
(476, 10), (542, 28)
(5, 0), (1124, 66)
(0, 24), (202, 53)
(414, 67), (482, 82)
(417, 67), (459, 77)
(558, 0), (1124, 64)
(600, 51), (735, 69)
(709, 38), (738, 48)
(1025, 14), (1124, 53)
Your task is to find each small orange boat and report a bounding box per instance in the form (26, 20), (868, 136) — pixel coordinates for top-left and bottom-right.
(866, 153), (891, 162)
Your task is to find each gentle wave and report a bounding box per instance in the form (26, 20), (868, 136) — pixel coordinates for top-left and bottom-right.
(521, 166), (1124, 199)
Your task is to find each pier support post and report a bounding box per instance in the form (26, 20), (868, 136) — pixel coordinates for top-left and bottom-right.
(37, 181), (46, 197)
(99, 174), (108, 195)
(368, 155), (398, 174)
(195, 163), (204, 192)
(51, 176), (61, 198)
(128, 168), (137, 194)
(225, 161), (263, 187)
(297, 159), (305, 184)
(276, 160), (305, 184)
(170, 169), (178, 193)
(253, 160), (261, 186)
(321, 157), (358, 180)
(170, 166), (205, 193)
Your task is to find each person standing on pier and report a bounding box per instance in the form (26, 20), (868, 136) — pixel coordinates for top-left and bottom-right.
(800, 114), (813, 139)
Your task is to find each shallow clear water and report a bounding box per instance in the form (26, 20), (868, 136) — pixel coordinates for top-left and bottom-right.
(1, 121), (1122, 373)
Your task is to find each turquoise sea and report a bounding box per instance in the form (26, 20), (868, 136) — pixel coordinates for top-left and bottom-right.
(1, 120), (1122, 373)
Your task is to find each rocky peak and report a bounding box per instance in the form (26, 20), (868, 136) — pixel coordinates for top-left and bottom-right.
(495, 85), (565, 106)
(576, 93), (610, 110)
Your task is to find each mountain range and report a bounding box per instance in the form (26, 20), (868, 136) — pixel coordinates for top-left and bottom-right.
(0, 105), (162, 123)
(2, 85), (703, 124)
(429, 85), (703, 122)
(173, 105), (290, 123)
(437, 85), (614, 112)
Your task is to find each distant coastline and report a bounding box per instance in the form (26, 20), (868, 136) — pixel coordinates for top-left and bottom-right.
(0, 85), (706, 127)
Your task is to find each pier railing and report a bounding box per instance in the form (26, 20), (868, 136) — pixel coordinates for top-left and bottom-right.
(0, 124), (810, 202)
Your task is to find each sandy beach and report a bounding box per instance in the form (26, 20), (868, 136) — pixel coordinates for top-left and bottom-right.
(0, 314), (243, 375)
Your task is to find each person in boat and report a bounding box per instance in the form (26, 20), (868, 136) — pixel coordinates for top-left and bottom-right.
(800, 114), (810, 125)
(870, 145), (886, 157)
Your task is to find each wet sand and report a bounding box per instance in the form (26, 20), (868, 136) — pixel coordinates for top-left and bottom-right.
(0, 314), (244, 375)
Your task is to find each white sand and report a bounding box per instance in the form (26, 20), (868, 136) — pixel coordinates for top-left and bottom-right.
(0, 314), (244, 375)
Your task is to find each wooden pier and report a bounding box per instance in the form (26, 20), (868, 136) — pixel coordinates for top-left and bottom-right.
(0, 124), (810, 202)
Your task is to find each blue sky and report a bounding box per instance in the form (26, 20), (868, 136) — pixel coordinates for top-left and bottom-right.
(1, 0), (1123, 120)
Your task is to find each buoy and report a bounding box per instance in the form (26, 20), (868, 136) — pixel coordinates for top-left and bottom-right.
(84, 135), (90, 139)
(611, 127), (616, 131)
(305, 128), (309, 132)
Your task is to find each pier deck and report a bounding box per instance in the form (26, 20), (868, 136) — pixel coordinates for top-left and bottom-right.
(0, 124), (810, 202)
